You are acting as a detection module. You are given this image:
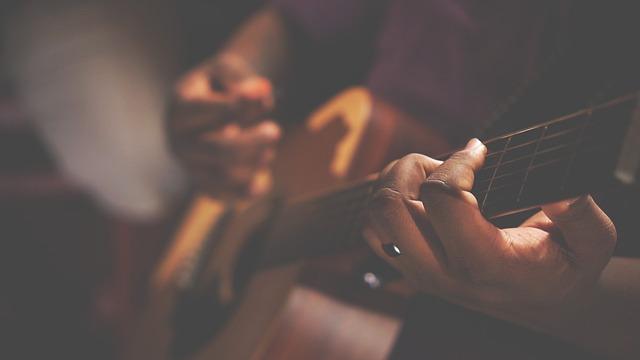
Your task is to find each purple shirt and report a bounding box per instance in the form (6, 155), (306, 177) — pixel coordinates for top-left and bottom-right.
(271, 0), (572, 143)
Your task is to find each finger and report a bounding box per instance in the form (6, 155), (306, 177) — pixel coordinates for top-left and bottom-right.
(372, 154), (442, 200)
(363, 227), (397, 263)
(420, 139), (502, 256)
(169, 97), (238, 134)
(171, 74), (273, 132)
(364, 213), (446, 292)
(541, 195), (617, 261)
(198, 120), (281, 163)
(368, 154), (446, 267)
(170, 69), (238, 127)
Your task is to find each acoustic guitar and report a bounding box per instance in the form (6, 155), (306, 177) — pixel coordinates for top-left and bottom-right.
(125, 87), (451, 360)
(125, 85), (640, 360)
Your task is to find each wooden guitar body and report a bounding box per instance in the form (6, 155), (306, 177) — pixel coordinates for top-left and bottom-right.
(125, 87), (450, 360)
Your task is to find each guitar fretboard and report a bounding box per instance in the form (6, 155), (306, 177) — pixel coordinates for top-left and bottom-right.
(258, 93), (640, 269)
(474, 93), (639, 217)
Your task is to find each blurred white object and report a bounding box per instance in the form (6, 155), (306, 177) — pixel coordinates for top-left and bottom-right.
(4, 0), (187, 220)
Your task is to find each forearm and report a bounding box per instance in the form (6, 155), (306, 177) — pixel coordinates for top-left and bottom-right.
(220, 8), (293, 86)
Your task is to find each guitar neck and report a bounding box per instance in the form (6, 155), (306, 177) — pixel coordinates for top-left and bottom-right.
(474, 93), (640, 217)
(258, 93), (640, 269)
(258, 177), (375, 268)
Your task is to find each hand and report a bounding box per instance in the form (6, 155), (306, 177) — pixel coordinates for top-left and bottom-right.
(363, 139), (617, 325)
(168, 53), (280, 200)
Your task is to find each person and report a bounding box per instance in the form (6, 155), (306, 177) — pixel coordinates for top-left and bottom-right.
(168, 1), (579, 201)
(167, 0), (639, 358)
(362, 139), (640, 359)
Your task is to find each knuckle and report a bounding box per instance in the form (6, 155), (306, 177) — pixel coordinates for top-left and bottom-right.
(392, 153), (428, 173)
(370, 187), (404, 220)
(446, 150), (474, 165)
(421, 176), (456, 200)
(403, 152), (428, 163)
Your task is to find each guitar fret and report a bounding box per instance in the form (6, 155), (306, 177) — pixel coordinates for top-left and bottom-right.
(477, 120), (630, 188)
(559, 109), (591, 192)
(476, 138), (627, 199)
(479, 110), (629, 174)
(517, 124), (547, 202)
(480, 137), (511, 213)
(476, 112), (631, 181)
(516, 126), (549, 203)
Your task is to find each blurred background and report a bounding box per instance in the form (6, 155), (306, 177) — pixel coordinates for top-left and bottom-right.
(0, 1), (265, 358)
(3, 1), (639, 359)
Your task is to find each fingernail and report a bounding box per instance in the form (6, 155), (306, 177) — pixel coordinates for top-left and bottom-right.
(465, 138), (486, 155)
(566, 195), (589, 207)
(542, 195), (588, 215)
(466, 138), (482, 149)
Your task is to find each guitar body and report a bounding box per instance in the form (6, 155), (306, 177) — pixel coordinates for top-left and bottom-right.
(125, 87), (450, 360)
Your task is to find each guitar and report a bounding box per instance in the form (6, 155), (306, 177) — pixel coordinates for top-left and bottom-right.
(126, 87), (450, 360)
(126, 86), (640, 360)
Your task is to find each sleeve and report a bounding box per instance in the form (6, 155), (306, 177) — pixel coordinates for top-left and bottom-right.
(269, 0), (382, 43)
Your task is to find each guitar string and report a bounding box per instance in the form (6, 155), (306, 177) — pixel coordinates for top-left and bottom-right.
(479, 108), (632, 173)
(516, 124), (548, 202)
(481, 106), (633, 160)
(480, 136), (510, 213)
(559, 105), (592, 193)
(474, 136), (626, 197)
(474, 119), (631, 187)
(475, 94), (638, 153)
(473, 105), (633, 194)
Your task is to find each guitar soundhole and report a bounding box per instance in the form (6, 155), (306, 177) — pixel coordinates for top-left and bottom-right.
(169, 218), (271, 359)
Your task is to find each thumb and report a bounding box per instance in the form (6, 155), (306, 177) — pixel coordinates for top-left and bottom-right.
(541, 195), (617, 259)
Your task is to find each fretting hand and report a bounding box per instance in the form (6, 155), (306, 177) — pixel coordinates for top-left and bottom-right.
(363, 139), (617, 326)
